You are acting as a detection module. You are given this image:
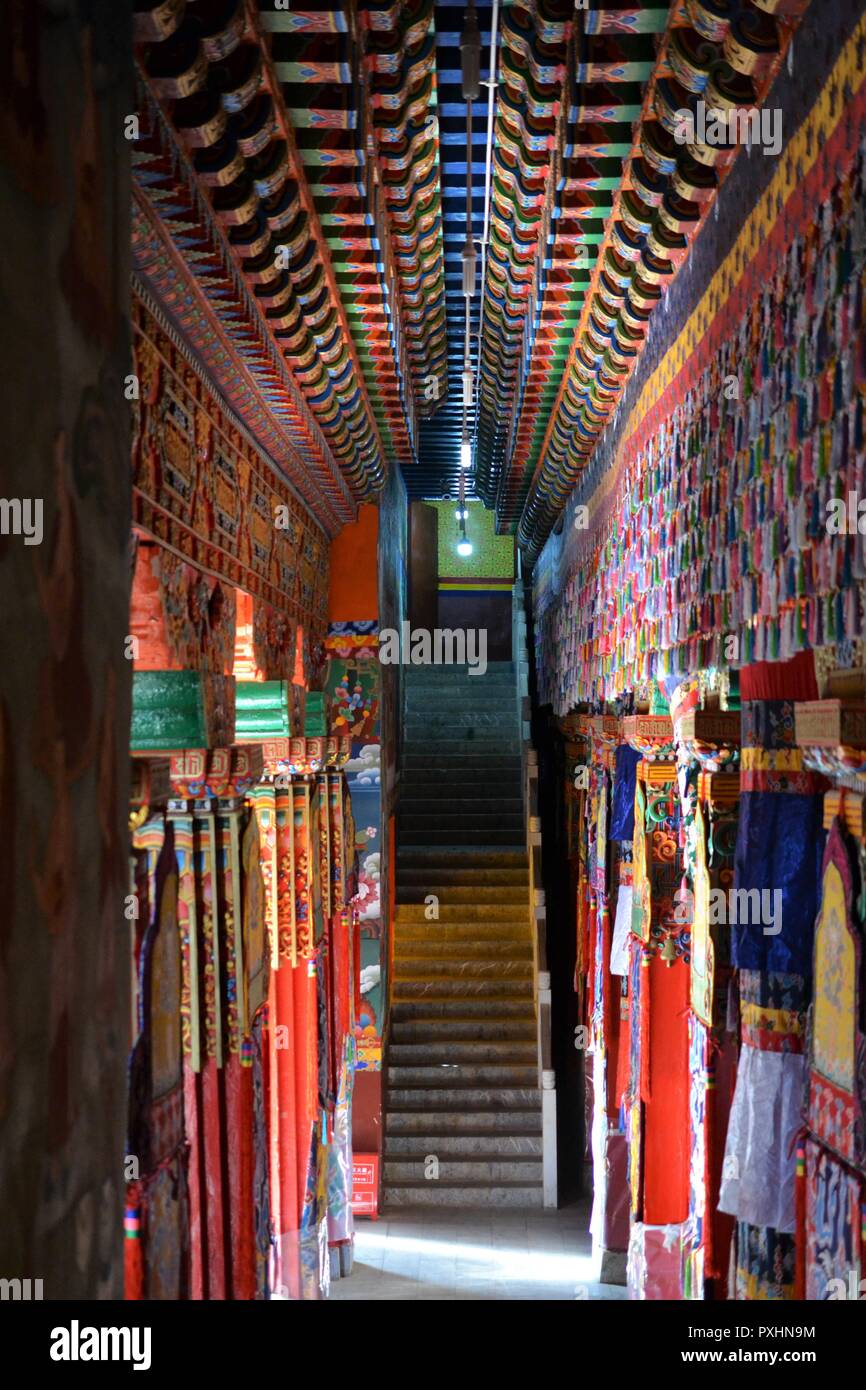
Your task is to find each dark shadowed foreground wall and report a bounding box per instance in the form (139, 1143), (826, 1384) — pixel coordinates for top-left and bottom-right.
(0, 0), (133, 1297)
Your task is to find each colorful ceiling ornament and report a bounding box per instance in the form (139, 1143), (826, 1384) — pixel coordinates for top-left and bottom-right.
(361, 0), (449, 419)
(133, 0), (407, 514)
(498, 1), (670, 530)
(518, 0), (812, 557)
(474, 0), (571, 514)
(405, 1), (493, 498)
(254, 0), (422, 466)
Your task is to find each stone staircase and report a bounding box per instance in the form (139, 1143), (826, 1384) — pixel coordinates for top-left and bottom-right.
(383, 662), (543, 1208)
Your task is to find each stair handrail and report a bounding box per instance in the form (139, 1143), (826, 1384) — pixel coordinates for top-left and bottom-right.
(513, 581), (557, 1208)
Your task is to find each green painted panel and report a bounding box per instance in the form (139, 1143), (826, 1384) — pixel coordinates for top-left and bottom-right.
(131, 670), (207, 751)
(235, 680), (292, 739)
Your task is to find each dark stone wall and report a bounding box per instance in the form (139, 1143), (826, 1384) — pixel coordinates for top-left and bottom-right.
(0, 0), (133, 1298)
(378, 463), (408, 1033)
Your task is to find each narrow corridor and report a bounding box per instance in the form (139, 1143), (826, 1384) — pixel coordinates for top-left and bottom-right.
(5, 0), (866, 1351)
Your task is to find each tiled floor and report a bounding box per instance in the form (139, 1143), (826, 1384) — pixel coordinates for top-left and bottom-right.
(328, 1202), (628, 1301)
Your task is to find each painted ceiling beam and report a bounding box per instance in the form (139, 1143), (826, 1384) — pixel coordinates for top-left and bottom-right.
(517, 0), (812, 558)
(253, 0), (421, 470)
(134, 0), (395, 505)
(492, 3), (670, 531)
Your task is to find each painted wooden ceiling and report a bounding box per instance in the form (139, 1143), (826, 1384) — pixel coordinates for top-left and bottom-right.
(133, 0), (808, 553)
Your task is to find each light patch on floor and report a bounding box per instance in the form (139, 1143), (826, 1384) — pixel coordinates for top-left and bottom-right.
(328, 1204), (628, 1301)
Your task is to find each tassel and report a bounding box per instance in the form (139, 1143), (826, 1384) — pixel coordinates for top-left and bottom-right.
(640, 946), (652, 1104)
(794, 1141), (806, 1301)
(124, 1182), (144, 1301)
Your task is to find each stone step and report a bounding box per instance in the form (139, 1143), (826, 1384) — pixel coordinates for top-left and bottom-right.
(383, 1157), (542, 1184)
(400, 798), (523, 820)
(390, 997), (535, 1020)
(397, 811), (522, 828)
(393, 930), (530, 950)
(385, 1132), (542, 1158)
(395, 927), (530, 941)
(386, 1086), (540, 1108)
(396, 902), (527, 922)
(405, 692), (516, 708)
(390, 1018), (535, 1043)
(389, 1067), (539, 1089)
(403, 663), (515, 679)
(400, 761), (522, 783)
(400, 784), (522, 804)
(405, 718), (518, 736)
(402, 755), (522, 772)
(402, 762), (521, 777)
(388, 1049), (536, 1072)
(382, 1184), (543, 1208)
(385, 1107), (542, 1134)
(402, 739), (522, 755)
(396, 849), (527, 869)
(392, 939), (532, 960)
(400, 786), (522, 804)
(399, 783), (521, 799)
(392, 958), (533, 982)
(403, 688), (516, 699)
(392, 978), (534, 1000)
(396, 866), (528, 886)
(395, 884), (527, 905)
(398, 831), (526, 847)
(388, 1040), (537, 1066)
(405, 721), (517, 735)
(403, 700), (516, 711)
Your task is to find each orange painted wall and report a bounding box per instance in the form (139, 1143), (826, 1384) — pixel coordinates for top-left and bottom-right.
(328, 504), (379, 623)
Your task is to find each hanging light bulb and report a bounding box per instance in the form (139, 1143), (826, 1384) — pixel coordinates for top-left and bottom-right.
(457, 537), (473, 557)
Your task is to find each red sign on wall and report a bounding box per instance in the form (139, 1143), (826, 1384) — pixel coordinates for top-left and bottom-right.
(351, 1154), (379, 1220)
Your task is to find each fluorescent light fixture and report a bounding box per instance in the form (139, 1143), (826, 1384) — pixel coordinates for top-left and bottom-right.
(462, 368), (474, 406)
(462, 239), (477, 297)
(457, 540), (473, 557)
(459, 439), (472, 469)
